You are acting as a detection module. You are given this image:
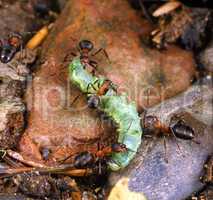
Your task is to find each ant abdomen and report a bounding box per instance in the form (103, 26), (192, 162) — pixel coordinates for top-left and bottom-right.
(171, 120), (195, 140)
(74, 151), (95, 168)
(87, 95), (100, 109)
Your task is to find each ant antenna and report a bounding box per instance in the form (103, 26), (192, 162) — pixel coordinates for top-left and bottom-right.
(70, 93), (83, 107)
(163, 136), (168, 163)
(92, 48), (111, 64)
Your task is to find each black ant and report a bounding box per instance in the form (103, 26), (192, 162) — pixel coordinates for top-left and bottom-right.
(142, 113), (198, 162)
(0, 33), (23, 63)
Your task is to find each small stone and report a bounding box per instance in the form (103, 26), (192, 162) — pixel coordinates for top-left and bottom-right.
(22, 0), (196, 162)
(109, 80), (213, 200)
(108, 178), (147, 200)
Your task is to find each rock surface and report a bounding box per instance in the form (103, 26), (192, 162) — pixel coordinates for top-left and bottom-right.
(109, 79), (213, 200)
(0, 194), (29, 200)
(199, 39), (213, 73)
(0, 1), (35, 38)
(0, 99), (25, 149)
(0, 49), (36, 149)
(22, 0), (196, 162)
(0, 0), (39, 150)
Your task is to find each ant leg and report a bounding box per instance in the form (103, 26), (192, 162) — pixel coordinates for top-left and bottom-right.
(86, 83), (98, 95)
(170, 128), (185, 157)
(70, 93), (84, 107)
(58, 154), (73, 164)
(85, 60), (98, 76)
(89, 60), (98, 69)
(64, 52), (77, 62)
(86, 83), (93, 94)
(139, 0), (154, 24)
(92, 79), (100, 88)
(77, 46), (82, 54)
(126, 119), (133, 132)
(163, 136), (168, 163)
(88, 81), (98, 93)
(170, 113), (186, 126)
(92, 48), (111, 63)
(98, 159), (102, 175)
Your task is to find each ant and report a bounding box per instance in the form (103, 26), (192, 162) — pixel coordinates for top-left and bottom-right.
(66, 39), (110, 75)
(71, 79), (117, 109)
(0, 33), (23, 63)
(142, 113), (197, 162)
(75, 142), (128, 174)
(143, 115), (195, 140)
(86, 79), (117, 108)
(200, 156), (213, 185)
(62, 143), (128, 174)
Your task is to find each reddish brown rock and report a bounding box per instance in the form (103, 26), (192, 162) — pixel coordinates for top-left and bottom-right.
(0, 1), (34, 38)
(22, 0), (195, 162)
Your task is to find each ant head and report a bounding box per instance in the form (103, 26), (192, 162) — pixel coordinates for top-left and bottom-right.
(79, 40), (94, 51)
(0, 33), (23, 63)
(0, 45), (16, 63)
(87, 95), (100, 109)
(144, 115), (159, 128)
(143, 115), (160, 135)
(8, 33), (23, 48)
(111, 143), (128, 153)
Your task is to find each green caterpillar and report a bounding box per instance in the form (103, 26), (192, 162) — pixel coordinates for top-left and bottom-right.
(69, 57), (142, 171)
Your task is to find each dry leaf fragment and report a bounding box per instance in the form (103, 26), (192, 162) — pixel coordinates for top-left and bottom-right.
(153, 1), (182, 17)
